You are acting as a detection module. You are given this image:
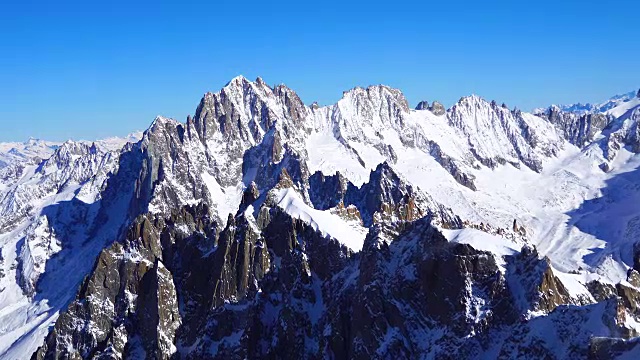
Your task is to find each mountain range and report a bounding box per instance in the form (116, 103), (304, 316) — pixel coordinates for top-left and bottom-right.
(1, 77), (640, 359)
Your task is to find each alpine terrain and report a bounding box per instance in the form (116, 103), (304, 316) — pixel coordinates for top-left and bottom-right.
(1, 77), (640, 359)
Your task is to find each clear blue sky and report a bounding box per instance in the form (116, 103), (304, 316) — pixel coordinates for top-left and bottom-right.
(1, 0), (638, 142)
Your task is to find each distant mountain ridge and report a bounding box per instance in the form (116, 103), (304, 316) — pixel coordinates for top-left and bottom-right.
(533, 89), (639, 115)
(0, 132), (143, 169)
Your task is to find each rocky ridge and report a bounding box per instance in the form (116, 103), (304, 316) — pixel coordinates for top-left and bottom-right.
(0, 78), (638, 358)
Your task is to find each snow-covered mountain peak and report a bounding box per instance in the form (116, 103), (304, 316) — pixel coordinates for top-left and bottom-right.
(443, 92), (564, 172)
(611, 89), (638, 101)
(41, 140), (96, 167)
(24, 137), (47, 146)
(147, 115), (180, 133)
(453, 93), (487, 106)
(192, 76), (307, 143)
(327, 83), (410, 141)
(57, 139), (91, 152)
(223, 74), (251, 88)
(449, 94), (514, 118)
(0, 138), (61, 169)
(220, 74), (282, 103)
(339, 84), (410, 112)
(547, 104), (562, 112)
(534, 89), (640, 161)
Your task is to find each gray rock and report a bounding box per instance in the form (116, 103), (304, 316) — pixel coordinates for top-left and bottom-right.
(536, 105), (613, 147)
(429, 100), (446, 116)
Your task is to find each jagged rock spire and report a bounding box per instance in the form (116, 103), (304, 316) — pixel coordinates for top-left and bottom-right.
(416, 100), (430, 110)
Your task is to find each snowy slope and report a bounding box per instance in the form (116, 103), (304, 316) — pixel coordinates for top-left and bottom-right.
(274, 188), (368, 251)
(607, 96), (640, 119)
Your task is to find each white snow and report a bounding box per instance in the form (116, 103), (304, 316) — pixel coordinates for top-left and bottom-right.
(305, 132), (372, 186)
(606, 97), (640, 119)
(441, 228), (521, 269)
(273, 188), (368, 251)
(201, 172), (243, 223)
(552, 269), (593, 300)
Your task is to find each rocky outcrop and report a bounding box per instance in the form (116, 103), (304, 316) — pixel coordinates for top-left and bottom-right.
(601, 107), (640, 161)
(586, 273), (640, 320)
(0, 141), (118, 230)
(32, 206), (189, 359)
(587, 280), (618, 302)
(535, 105), (612, 147)
(33, 190), (355, 359)
(590, 336), (640, 359)
(429, 100), (446, 116)
(535, 96), (640, 169)
(35, 207), (640, 359)
(343, 162), (462, 228)
(426, 140), (478, 190)
(415, 100), (445, 116)
(415, 100), (429, 110)
(308, 162), (463, 229)
(308, 171), (349, 210)
(506, 245), (574, 313)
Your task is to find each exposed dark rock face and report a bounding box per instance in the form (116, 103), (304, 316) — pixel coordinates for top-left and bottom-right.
(506, 245), (575, 313)
(343, 162), (462, 228)
(426, 140), (477, 190)
(243, 141), (310, 198)
(34, 207), (640, 359)
(535, 102), (640, 173)
(33, 192), (355, 359)
(617, 283), (640, 318)
(32, 205), (210, 360)
(590, 336), (640, 359)
(308, 171), (348, 210)
(587, 280), (618, 302)
(309, 163), (462, 229)
(415, 100), (429, 110)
